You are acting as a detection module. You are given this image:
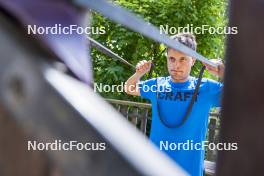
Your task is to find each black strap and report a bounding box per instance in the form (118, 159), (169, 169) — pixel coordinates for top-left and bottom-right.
(152, 65), (206, 128)
(88, 37), (136, 70)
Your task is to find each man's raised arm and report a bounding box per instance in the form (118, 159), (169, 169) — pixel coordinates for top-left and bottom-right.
(124, 60), (152, 96)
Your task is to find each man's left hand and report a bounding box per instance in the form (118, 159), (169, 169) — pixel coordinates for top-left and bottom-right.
(203, 58), (225, 79)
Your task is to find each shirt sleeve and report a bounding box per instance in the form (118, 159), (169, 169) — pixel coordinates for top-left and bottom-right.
(206, 79), (223, 107)
(139, 78), (157, 100)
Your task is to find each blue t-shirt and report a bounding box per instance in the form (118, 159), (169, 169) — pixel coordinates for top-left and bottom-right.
(139, 76), (223, 176)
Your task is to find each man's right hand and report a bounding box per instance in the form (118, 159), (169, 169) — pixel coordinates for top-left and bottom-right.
(124, 60), (152, 96)
(136, 60), (152, 76)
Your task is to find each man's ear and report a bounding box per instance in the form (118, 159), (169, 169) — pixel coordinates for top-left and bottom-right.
(164, 49), (168, 57)
(192, 58), (196, 66)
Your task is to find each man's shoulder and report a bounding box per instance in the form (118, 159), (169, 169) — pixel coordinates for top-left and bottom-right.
(141, 76), (169, 84)
(202, 78), (223, 88)
(191, 77), (220, 84)
(142, 76), (222, 86)
(188, 77), (223, 93)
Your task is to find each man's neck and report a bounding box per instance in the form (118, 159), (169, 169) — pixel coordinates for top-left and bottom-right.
(170, 76), (189, 83)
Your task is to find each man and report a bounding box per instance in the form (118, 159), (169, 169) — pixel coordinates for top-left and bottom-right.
(125, 33), (225, 176)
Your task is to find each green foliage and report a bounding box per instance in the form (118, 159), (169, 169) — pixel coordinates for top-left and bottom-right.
(91, 0), (228, 100)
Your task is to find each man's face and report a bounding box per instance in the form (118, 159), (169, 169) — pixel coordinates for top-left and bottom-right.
(167, 48), (195, 82)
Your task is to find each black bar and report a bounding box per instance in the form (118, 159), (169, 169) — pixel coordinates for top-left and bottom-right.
(216, 0), (264, 175)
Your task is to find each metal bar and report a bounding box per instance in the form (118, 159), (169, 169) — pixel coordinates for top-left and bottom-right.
(207, 118), (217, 161)
(45, 67), (188, 176)
(140, 109), (148, 134)
(0, 0), (93, 84)
(107, 99), (220, 117)
(216, 0), (264, 175)
(73, 0), (218, 67)
(107, 98), (152, 109)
